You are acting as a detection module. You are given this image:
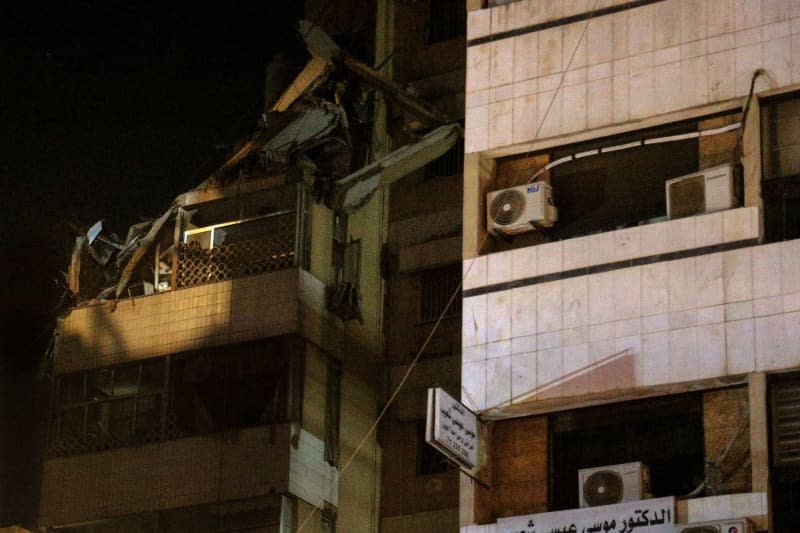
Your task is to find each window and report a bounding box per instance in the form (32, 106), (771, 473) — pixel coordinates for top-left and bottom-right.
(547, 125), (699, 240)
(770, 373), (800, 531)
(321, 502), (337, 533)
(762, 92), (800, 180)
(324, 359), (341, 466)
(770, 373), (800, 472)
(419, 265), (462, 322)
(425, 137), (465, 179)
(177, 210), (298, 288)
(761, 92), (800, 242)
(49, 359), (166, 457)
(169, 341), (303, 438)
(49, 339), (304, 457)
(549, 393), (704, 511)
(183, 211), (295, 250)
(490, 121), (711, 251)
(329, 211), (362, 321)
(426, 0), (466, 44)
(331, 212), (360, 289)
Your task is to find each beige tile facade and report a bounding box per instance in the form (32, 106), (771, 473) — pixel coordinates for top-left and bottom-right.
(460, 208), (800, 410)
(55, 268), (307, 373)
(465, 0), (800, 153)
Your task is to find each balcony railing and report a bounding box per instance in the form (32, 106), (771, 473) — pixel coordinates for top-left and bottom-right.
(176, 210), (297, 288)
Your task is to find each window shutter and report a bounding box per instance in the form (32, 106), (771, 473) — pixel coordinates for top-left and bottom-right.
(772, 378), (800, 468)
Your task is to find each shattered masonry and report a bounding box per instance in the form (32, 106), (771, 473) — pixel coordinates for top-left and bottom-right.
(65, 20), (462, 308)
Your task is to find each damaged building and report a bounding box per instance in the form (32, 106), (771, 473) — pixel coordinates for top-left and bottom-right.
(40, 3), (466, 531)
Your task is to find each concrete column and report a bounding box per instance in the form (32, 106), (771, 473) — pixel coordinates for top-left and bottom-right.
(741, 94), (763, 241)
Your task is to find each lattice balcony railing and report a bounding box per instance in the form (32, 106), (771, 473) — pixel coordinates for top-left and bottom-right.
(176, 212), (296, 288)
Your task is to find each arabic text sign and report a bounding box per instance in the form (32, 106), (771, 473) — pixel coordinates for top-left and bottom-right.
(427, 388), (478, 469)
(497, 497), (675, 533)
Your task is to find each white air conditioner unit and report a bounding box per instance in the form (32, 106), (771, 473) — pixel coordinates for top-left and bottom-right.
(665, 164), (736, 219)
(578, 462), (651, 508)
(674, 517), (754, 533)
(486, 182), (557, 236)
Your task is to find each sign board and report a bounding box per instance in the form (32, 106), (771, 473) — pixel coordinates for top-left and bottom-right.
(497, 496), (675, 533)
(426, 387), (479, 469)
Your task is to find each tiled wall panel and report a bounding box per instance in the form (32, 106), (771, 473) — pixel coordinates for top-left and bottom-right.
(55, 269), (307, 373)
(460, 210), (800, 411)
(466, 0), (800, 152)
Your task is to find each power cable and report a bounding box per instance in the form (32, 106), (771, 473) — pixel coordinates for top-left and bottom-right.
(522, 0), (602, 184)
(296, 245), (481, 531)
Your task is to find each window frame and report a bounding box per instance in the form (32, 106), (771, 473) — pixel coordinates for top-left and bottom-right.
(50, 359), (167, 454)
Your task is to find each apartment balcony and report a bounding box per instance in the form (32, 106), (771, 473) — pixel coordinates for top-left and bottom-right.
(460, 207), (800, 413)
(55, 266), (331, 375)
(39, 424), (337, 527)
(176, 210), (297, 289)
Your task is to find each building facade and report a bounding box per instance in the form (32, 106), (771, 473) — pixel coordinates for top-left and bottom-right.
(459, 0), (799, 531)
(42, 172), (382, 532)
(38, 2), (467, 532)
(461, 0), (800, 531)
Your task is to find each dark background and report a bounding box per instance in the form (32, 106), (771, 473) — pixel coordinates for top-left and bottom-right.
(1, 3), (301, 524)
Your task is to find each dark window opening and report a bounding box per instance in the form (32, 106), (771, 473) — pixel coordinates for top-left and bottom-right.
(427, 0), (466, 44)
(550, 393), (704, 511)
(417, 421), (450, 476)
(761, 178), (800, 242)
(425, 137), (465, 179)
(770, 373), (800, 531)
(325, 359), (341, 466)
(488, 119), (745, 252)
(329, 211), (363, 321)
(49, 339), (304, 457)
(169, 341), (303, 438)
(321, 502), (337, 533)
(49, 359), (166, 457)
(419, 264), (462, 323)
(771, 374), (800, 472)
(547, 124), (700, 240)
(761, 92), (800, 243)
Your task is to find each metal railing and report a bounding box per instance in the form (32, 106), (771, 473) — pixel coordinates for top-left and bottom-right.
(176, 210), (297, 288)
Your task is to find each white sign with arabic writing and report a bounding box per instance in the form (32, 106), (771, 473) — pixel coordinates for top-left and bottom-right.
(426, 388), (478, 469)
(497, 496), (675, 533)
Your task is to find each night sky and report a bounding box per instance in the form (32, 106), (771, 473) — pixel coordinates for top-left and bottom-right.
(1, 3), (301, 524)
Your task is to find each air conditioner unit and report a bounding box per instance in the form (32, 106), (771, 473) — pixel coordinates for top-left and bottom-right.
(665, 164), (736, 220)
(674, 517), (754, 533)
(578, 462), (651, 508)
(486, 182), (557, 236)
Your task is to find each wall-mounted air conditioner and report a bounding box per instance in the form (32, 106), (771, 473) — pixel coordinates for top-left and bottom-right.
(486, 182), (557, 236)
(665, 164), (735, 219)
(674, 517), (754, 533)
(578, 462), (651, 508)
